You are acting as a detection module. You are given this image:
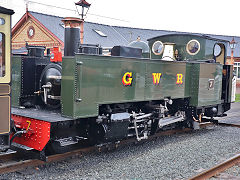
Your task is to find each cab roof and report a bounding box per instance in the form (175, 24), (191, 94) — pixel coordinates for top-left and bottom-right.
(148, 33), (229, 43)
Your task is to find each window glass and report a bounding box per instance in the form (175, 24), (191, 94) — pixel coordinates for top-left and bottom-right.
(214, 44), (222, 57)
(0, 18), (5, 25)
(233, 63), (240, 79)
(93, 29), (107, 37)
(238, 67), (240, 79)
(0, 33), (5, 77)
(152, 41), (164, 55)
(186, 39), (200, 55)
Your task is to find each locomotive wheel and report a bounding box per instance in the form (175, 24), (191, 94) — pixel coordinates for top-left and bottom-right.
(87, 123), (106, 145)
(181, 119), (193, 129)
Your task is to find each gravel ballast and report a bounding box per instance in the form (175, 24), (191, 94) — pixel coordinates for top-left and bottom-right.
(1, 125), (240, 180)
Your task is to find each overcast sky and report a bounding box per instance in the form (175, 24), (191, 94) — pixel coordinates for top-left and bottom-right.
(1, 0), (240, 37)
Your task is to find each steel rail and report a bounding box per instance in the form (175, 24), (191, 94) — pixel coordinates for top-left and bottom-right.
(218, 122), (240, 128)
(189, 153), (240, 180)
(0, 146), (96, 174)
(0, 128), (194, 174)
(0, 152), (18, 162)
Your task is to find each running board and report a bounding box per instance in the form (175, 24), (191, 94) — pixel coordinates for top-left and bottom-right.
(159, 116), (184, 128)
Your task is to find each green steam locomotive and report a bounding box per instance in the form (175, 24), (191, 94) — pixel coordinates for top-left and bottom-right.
(9, 17), (233, 156)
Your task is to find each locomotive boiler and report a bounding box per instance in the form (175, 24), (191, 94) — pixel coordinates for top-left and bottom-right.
(9, 17), (233, 156)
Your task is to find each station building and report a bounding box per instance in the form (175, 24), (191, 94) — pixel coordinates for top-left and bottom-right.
(12, 10), (240, 88)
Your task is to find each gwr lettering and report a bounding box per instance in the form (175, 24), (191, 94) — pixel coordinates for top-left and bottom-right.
(152, 73), (162, 85)
(122, 72), (184, 86)
(176, 74), (183, 84)
(122, 72), (133, 86)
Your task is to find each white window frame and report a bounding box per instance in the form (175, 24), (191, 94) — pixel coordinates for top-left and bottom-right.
(234, 62), (240, 80)
(93, 29), (107, 37)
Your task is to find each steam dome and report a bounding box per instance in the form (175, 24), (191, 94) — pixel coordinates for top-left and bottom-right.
(128, 38), (149, 53)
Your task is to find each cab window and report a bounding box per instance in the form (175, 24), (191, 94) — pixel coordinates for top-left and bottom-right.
(186, 39), (200, 55)
(214, 43), (225, 64)
(152, 41), (164, 55)
(0, 33), (5, 77)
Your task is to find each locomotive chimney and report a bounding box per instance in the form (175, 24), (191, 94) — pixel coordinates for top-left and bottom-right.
(62, 17), (83, 56)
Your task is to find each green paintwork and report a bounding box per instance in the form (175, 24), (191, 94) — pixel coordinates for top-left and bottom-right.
(61, 56), (75, 117)
(198, 63), (223, 106)
(145, 61), (187, 100)
(10, 34), (230, 121)
(11, 56), (22, 107)
(188, 63), (223, 107)
(142, 53), (150, 59)
(62, 53), (224, 119)
(62, 54), (187, 119)
(148, 34), (228, 63)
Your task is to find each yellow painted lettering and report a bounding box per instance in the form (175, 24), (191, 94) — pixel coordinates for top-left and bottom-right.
(122, 72), (133, 86)
(152, 73), (162, 85)
(176, 74), (183, 84)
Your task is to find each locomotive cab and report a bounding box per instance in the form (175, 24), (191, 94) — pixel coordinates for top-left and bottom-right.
(149, 34), (232, 115)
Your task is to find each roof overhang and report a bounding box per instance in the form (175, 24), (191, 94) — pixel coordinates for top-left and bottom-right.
(0, 6), (14, 15)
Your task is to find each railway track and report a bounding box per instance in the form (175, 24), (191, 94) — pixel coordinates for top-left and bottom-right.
(218, 122), (240, 128)
(1, 119), (239, 176)
(0, 128), (193, 175)
(0, 146), (96, 174)
(190, 109), (240, 180)
(189, 153), (240, 180)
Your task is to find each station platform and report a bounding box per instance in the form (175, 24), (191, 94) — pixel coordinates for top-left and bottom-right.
(217, 102), (240, 125)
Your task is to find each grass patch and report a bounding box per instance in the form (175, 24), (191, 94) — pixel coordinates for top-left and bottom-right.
(236, 94), (240, 102)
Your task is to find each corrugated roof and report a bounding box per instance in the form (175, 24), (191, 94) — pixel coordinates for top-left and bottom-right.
(29, 11), (239, 57)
